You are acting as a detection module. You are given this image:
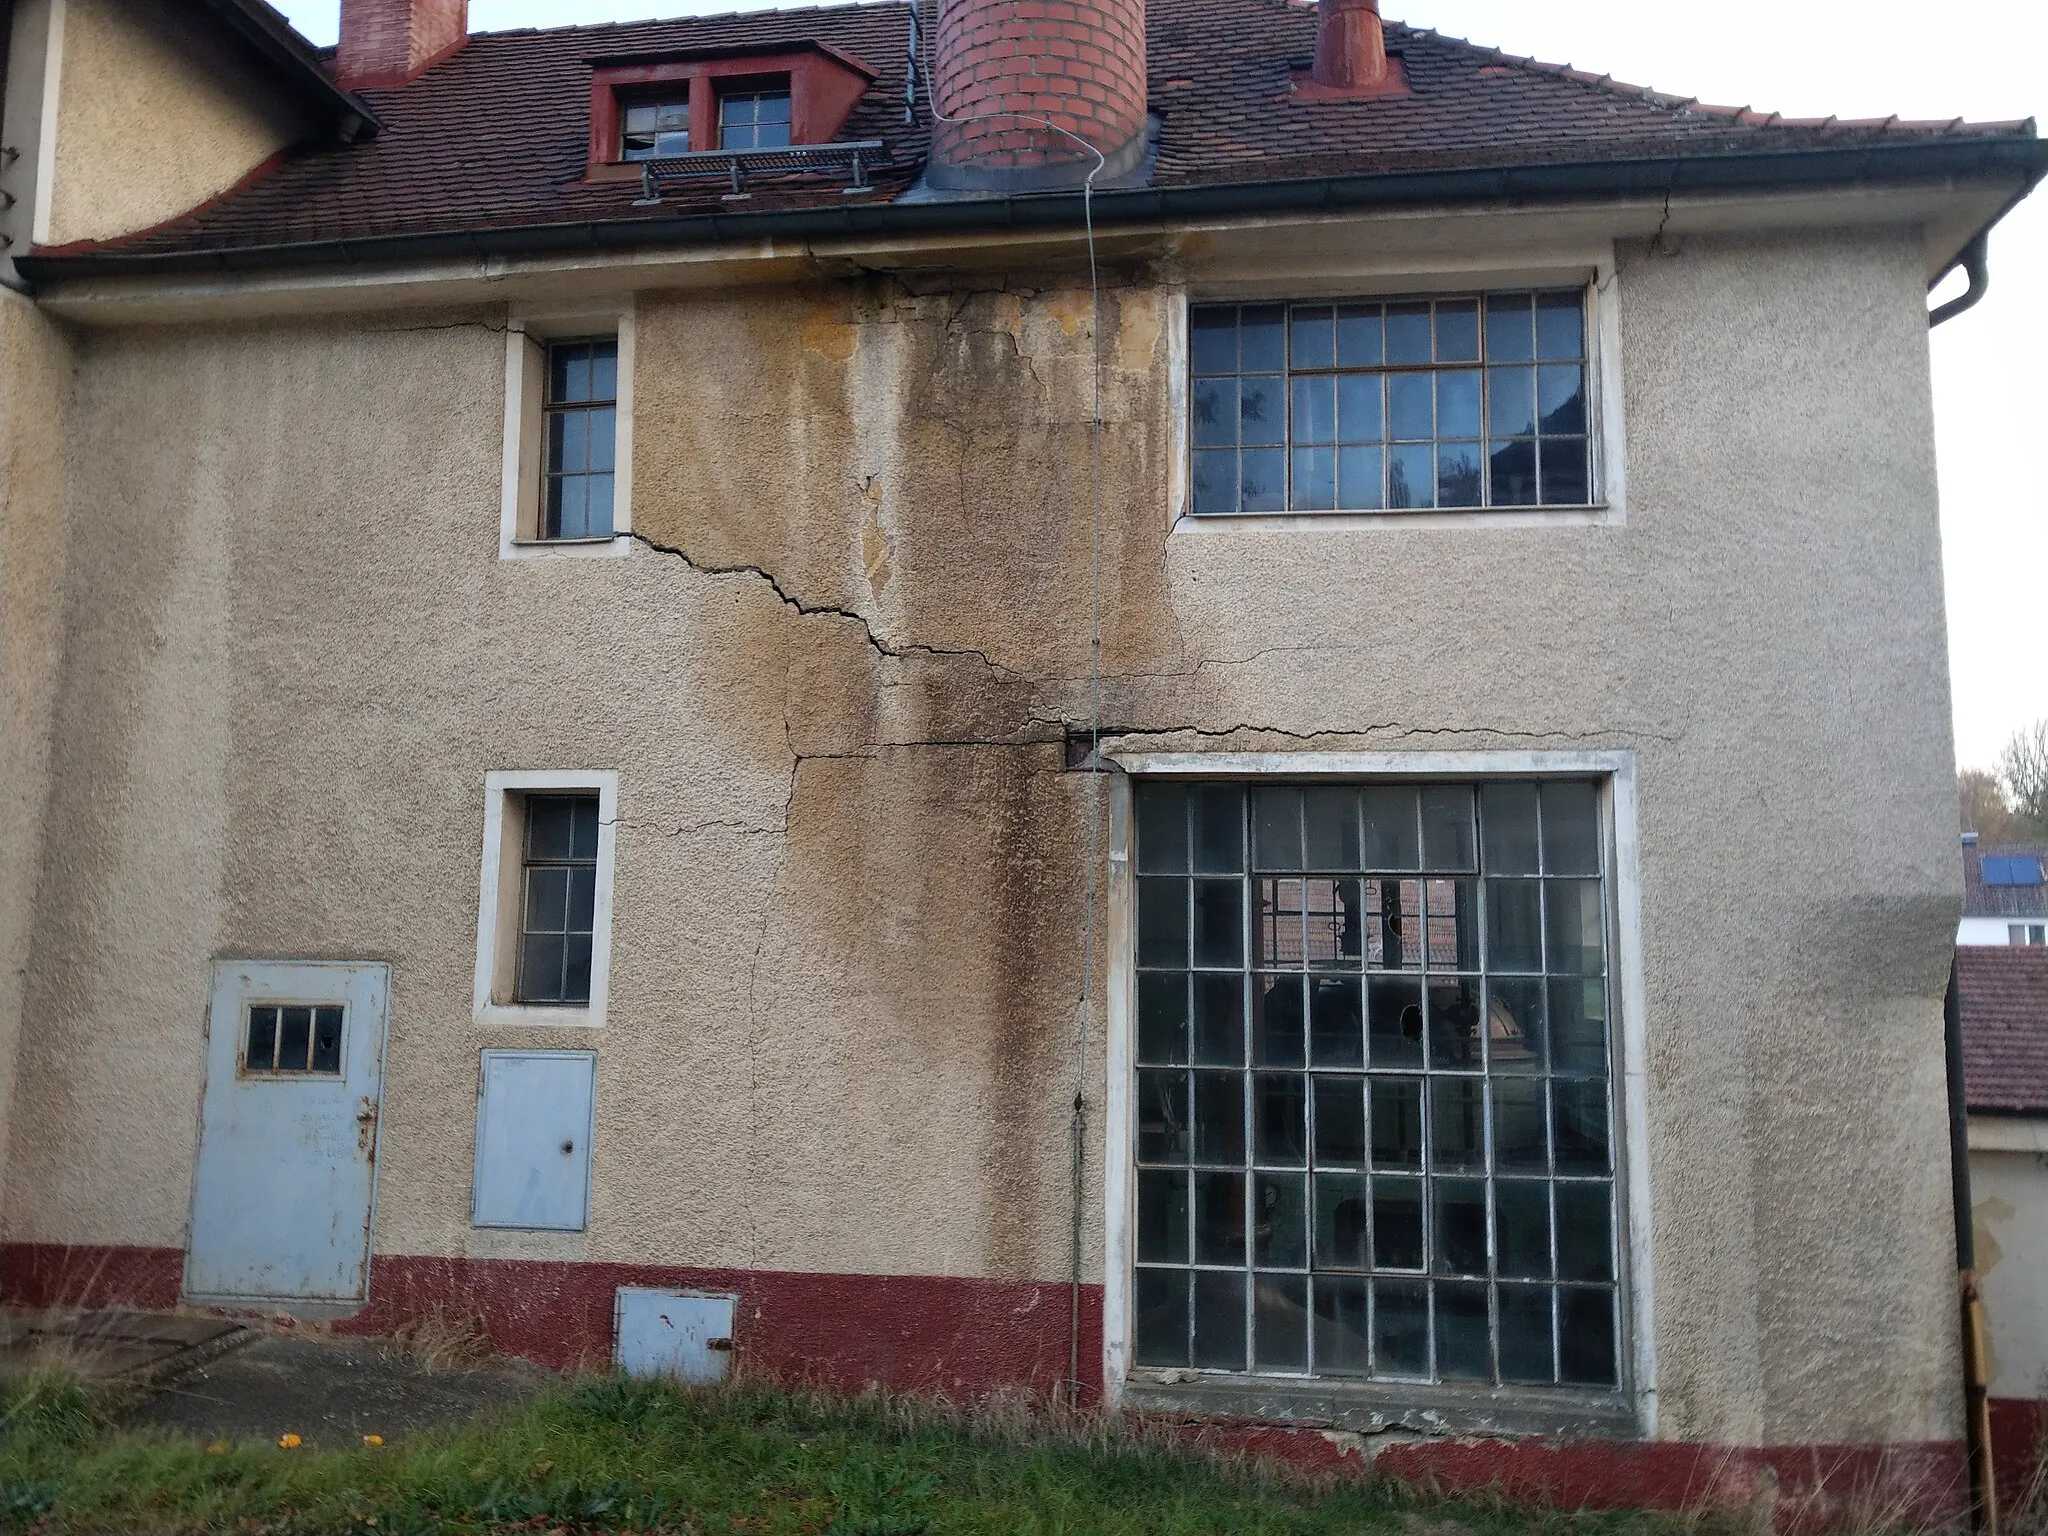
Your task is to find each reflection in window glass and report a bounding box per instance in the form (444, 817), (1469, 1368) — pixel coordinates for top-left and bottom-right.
(1133, 780), (1619, 1392)
(1190, 291), (1592, 514)
(718, 87), (792, 150)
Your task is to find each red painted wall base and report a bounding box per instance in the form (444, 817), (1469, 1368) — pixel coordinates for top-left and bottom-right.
(6, 1242), (2038, 1531)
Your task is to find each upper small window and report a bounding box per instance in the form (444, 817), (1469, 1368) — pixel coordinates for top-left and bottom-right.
(719, 86), (792, 150)
(545, 339), (618, 541)
(1190, 290), (1593, 516)
(622, 99), (691, 161)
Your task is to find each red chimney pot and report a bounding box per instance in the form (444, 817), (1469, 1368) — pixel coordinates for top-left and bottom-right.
(1309, 0), (1405, 96)
(336, 0), (469, 90)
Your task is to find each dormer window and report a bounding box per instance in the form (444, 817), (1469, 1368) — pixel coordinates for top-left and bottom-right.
(622, 99), (691, 161)
(718, 86), (792, 150)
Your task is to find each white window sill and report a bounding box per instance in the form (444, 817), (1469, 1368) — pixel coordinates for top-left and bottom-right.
(500, 535), (636, 562)
(1173, 504), (1618, 533)
(473, 1003), (605, 1030)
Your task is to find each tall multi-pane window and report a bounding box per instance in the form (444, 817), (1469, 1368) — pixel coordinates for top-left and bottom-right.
(1131, 780), (1620, 1392)
(517, 796), (601, 1006)
(543, 340), (618, 540)
(718, 87), (792, 149)
(1189, 291), (1592, 515)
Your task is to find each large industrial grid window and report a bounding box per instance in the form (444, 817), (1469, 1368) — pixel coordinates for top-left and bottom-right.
(1189, 291), (1593, 515)
(1131, 780), (1620, 1390)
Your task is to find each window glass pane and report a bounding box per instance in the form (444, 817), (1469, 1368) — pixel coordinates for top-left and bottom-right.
(1240, 376), (1285, 446)
(1559, 1287), (1617, 1386)
(1292, 448), (1335, 511)
(1239, 305), (1286, 372)
(1388, 445), (1432, 509)
(1437, 1281), (1491, 1379)
(528, 796), (578, 860)
(1291, 375), (1336, 444)
(1556, 1182), (1614, 1282)
(1498, 1284), (1555, 1382)
(585, 475), (616, 537)
(1191, 308), (1237, 375)
(1494, 1078), (1548, 1172)
(1435, 300), (1480, 363)
(1241, 450), (1286, 513)
(1537, 292), (1586, 360)
(1136, 784), (1189, 873)
(1385, 302), (1431, 365)
(1336, 304), (1383, 367)
(1481, 783), (1542, 874)
(1337, 374), (1383, 442)
(1254, 1074), (1307, 1167)
(312, 1008), (344, 1072)
(1193, 880), (1244, 968)
(525, 866), (570, 931)
(1538, 364), (1586, 435)
(1489, 366), (1536, 437)
(1541, 782), (1602, 876)
(1193, 787), (1244, 874)
(1360, 789), (1419, 869)
(1137, 878), (1189, 969)
(1554, 1080), (1610, 1173)
(1195, 1172), (1247, 1263)
(758, 92), (792, 124)
(1370, 1077), (1424, 1169)
(551, 344), (591, 404)
(1374, 1280), (1430, 1374)
(1437, 441), (1482, 509)
(1489, 978), (1548, 1074)
(245, 1007), (277, 1072)
(1290, 306), (1335, 369)
(519, 933), (565, 1003)
(1315, 1173), (1371, 1268)
(1545, 881), (1605, 975)
(276, 1007), (311, 1071)
(590, 343), (619, 403)
(1255, 1274), (1310, 1371)
(1438, 371), (1482, 439)
(1487, 881), (1542, 973)
(1388, 374), (1433, 440)
(567, 866), (597, 931)
(1304, 789), (1360, 870)
(1194, 1075), (1246, 1166)
(1135, 1268), (1190, 1366)
(1191, 450), (1237, 514)
(1255, 1173), (1309, 1267)
(1495, 1179), (1551, 1278)
(1315, 1275), (1372, 1373)
(1550, 979), (1608, 1076)
(1137, 1070), (1191, 1164)
(1420, 787), (1476, 872)
(1313, 1075), (1367, 1167)
(1490, 440), (1538, 506)
(1192, 974), (1245, 1066)
(1254, 788), (1303, 871)
(1337, 445), (1383, 510)
(1368, 976), (1425, 1069)
(1430, 1079), (1486, 1172)
(1192, 378), (1238, 448)
(1540, 437), (1590, 506)
(1253, 974), (1305, 1067)
(1432, 1179), (1488, 1274)
(1310, 975), (1364, 1067)
(1138, 973), (1189, 1065)
(563, 937), (594, 1004)
(1138, 1169), (1191, 1264)
(1427, 976), (1482, 1069)
(1485, 293), (1535, 362)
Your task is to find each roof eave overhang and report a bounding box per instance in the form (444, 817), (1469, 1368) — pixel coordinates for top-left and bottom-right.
(21, 136), (2045, 293)
(192, 0), (384, 139)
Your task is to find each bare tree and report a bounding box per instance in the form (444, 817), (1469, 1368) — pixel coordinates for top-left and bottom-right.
(1960, 767), (2022, 843)
(1997, 720), (2048, 840)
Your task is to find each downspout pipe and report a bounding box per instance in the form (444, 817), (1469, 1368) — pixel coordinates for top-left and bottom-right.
(1947, 959), (1999, 1534)
(1931, 232), (1990, 327)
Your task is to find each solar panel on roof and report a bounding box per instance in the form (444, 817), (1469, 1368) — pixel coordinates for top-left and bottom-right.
(1982, 855), (2046, 886)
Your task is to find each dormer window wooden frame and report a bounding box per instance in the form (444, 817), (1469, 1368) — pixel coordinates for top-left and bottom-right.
(586, 44), (878, 173)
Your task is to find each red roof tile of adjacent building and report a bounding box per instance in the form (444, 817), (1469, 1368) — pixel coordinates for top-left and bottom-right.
(1958, 946), (2048, 1116)
(28, 0), (2043, 266)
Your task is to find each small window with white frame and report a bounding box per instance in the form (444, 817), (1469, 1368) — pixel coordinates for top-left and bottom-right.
(501, 311), (635, 559)
(1188, 289), (1597, 516)
(474, 770), (619, 1026)
(2011, 923), (2047, 947)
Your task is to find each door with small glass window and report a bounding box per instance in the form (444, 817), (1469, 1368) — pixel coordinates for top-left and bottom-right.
(185, 961), (390, 1302)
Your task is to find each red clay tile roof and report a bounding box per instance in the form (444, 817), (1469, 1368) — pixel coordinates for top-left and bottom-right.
(1958, 946), (2048, 1116)
(1963, 843), (2048, 921)
(33, 0), (2042, 263)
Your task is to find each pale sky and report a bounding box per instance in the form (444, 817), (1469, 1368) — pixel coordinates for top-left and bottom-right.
(278, 1), (2046, 771)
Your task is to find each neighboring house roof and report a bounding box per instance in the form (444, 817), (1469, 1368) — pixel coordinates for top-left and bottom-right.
(24, 0), (2044, 275)
(1957, 945), (2048, 1116)
(190, 0), (382, 137)
(1964, 843), (2048, 921)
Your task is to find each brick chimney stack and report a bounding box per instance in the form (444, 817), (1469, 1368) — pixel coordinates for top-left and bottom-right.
(1311, 0), (1392, 92)
(929, 0), (1149, 192)
(336, 0), (469, 90)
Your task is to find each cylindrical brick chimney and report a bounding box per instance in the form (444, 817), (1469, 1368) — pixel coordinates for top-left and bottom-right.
(1312, 0), (1389, 92)
(336, 0), (469, 90)
(929, 0), (1149, 193)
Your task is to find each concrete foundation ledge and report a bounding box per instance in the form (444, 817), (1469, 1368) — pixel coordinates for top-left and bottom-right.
(4, 1243), (2025, 1531)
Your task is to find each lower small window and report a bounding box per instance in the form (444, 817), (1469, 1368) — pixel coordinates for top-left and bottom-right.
(517, 795), (600, 1006)
(1130, 778), (1622, 1392)
(244, 1005), (344, 1075)
(474, 770), (619, 1025)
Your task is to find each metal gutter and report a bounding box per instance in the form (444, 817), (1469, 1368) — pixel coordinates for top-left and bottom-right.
(19, 133), (2045, 282)
(188, 0), (383, 139)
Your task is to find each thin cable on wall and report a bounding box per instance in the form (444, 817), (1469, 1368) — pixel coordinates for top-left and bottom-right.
(918, 0), (1111, 1410)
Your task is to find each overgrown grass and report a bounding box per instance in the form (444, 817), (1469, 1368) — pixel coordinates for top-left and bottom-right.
(0, 1372), (1741, 1536)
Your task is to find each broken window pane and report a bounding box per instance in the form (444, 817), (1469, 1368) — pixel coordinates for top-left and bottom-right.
(1310, 976), (1365, 1068)
(311, 1007), (344, 1074)
(1139, 974), (1189, 1066)
(1368, 975), (1426, 1068)
(1253, 974), (1306, 1067)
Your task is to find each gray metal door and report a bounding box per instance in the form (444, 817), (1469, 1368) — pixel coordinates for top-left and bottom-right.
(185, 961), (390, 1302)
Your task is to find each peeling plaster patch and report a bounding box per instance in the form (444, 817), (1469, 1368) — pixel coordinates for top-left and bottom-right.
(1116, 296), (1162, 374)
(1974, 1196), (2012, 1273)
(801, 306), (859, 362)
(859, 476), (891, 598)
(1048, 292), (1091, 338)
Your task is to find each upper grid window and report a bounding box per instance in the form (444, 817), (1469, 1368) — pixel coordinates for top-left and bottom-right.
(518, 795), (601, 1006)
(622, 98), (691, 161)
(544, 340), (618, 540)
(1189, 292), (1593, 515)
(1131, 780), (1620, 1393)
(719, 87), (792, 150)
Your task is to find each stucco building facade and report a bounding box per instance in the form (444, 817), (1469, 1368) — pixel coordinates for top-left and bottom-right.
(1, 0), (2042, 1522)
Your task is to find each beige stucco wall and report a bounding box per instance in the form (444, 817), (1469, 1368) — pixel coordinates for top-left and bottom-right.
(1973, 1130), (2048, 1399)
(0, 224), (1965, 1447)
(0, 293), (77, 1211)
(42, 0), (307, 248)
